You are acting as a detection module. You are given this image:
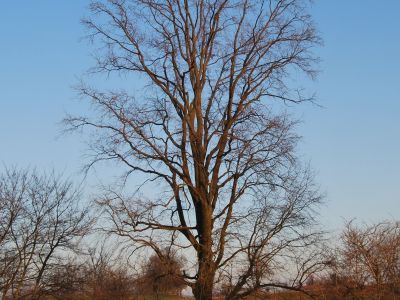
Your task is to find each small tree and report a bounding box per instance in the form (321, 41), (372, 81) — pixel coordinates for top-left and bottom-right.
(0, 168), (93, 299)
(66, 1), (322, 299)
(334, 221), (400, 299)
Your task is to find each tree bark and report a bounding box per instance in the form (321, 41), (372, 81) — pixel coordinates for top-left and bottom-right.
(193, 254), (215, 300)
(193, 204), (215, 300)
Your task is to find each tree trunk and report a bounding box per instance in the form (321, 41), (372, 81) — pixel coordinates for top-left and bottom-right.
(193, 260), (215, 300)
(193, 204), (215, 300)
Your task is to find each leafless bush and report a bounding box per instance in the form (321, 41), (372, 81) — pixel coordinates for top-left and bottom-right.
(135, 248), (186, 296)
(82, 240), (134, 300)
(40, 240), (135, 300)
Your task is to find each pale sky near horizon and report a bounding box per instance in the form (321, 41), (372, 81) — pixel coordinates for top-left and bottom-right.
(0, 1), (399, 231)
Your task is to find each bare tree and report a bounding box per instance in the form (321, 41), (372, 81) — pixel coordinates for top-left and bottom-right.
(65, 1), (322, 300)
(0, 168), (26, 296)
(331, 221), (400, 299)
(0, 168), (93, 299)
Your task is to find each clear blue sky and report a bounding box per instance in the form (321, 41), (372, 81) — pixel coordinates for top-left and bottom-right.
(1, 1), (399, 230)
